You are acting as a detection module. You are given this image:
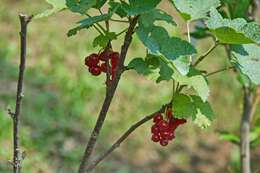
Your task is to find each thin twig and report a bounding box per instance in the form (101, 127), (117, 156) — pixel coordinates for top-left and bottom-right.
(77, 16), (139, 173)
(193, 41), (219, 67)
(205, 66), (235, 77)
(86, 14), (107, 34)
(92, 25), (104, 35)
(116, 28), (128, 37)
(110, 18), (129, 23)
(12, 14), (32, 173)
(86, 103), (170, 172)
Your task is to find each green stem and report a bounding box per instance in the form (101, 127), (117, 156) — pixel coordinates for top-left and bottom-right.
(186, 21), (192, 63)
(172, 80), (175, 97)
(116, 28), (128, 36)
(110, 18), (129, 23)
(193, 41), (219, 67)
(205, 66), (234, 77)
(93, 25), (104, 35)
(86, 13), (107, 34)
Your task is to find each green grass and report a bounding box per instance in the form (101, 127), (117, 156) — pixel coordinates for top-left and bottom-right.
(0, 1), (259, 173)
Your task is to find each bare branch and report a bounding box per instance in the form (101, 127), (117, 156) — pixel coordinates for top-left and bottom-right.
(77, 16), (139, 173)
(12, 14), (32, 173)
(240, 87), (253, 173)
(86, 103), (170, 172)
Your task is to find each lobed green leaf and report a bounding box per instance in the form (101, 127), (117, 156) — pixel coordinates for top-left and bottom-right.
(206, 8), (260, 44)
(35, 0), (66, 18)
(231, 44), (260, 85)
(171, 0), (220, 21)
(121, 0), (161, 16)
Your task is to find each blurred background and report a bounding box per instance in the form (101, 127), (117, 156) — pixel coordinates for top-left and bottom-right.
(0, 0), (259, 173)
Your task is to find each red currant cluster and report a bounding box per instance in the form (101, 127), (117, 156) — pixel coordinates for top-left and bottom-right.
(84, 50), (119, 82)
(151, 108), (187, 146)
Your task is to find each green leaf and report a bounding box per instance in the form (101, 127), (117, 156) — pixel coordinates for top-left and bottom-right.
(93, 0), (107, 9)
(206, 8), (260, 44)
(139, 9), (176, 27)
(128, 55), (174, 82)
(67, 13), (110, 36)
(231, 44), (260, 85)
(67, 4), (119, 36)
(172, 68), (210, 101)
(172, 94), (214, 128)
(171, 0), (220, 21)
(190, 26), (211, 39)
(128, 58), (151, 75)
(222, 0), (251, 19)
(92, 32), (116, 48)
(156, 60), (174, 83)
(109, 2), (127, 18)
(121, 0), (161, 16)
(136, 25), (196, 60)
(35, 0), (66, 18)
(172, 56), (190, 75)
(218, 131), (240, 144)
(172, 94), (197, 118)
(66, 0), (96, 14)
(251, 139), (260, 148)
(236, 73), (251, 87)
(191, 95), (214, 128)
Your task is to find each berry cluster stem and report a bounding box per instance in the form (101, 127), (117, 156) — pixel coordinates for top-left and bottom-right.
(78, 16), (139, 173)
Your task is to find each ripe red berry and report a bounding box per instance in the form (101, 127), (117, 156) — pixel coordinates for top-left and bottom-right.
(160, 140), (168, 146)
(110, 52), (119, 66)
(89, 66), (101, 76)
(153, 113), (163, 123)
(161, 131), (170, 139)
(151, 134), (160, 142)
(151, 125), (159, 134)
(100, 63), (107, 73)
(99, 50), (111, 61)
(158, 120), (169, 131)
(85, 53), (100, 67)
(168, 132), (175, 140)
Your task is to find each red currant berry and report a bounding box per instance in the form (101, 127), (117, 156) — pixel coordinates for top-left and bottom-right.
(99, 50), (111, 61)
(85, 53), (100, 67)
(100, 63), (107, 73)
(110, 52), (119, 66)
(153, 113), (163, 123)
(160, 140), (168, 146)
(89, 66), (101, 76)
(168, 132), (175, 140)
(161, 131), (170, 139)
(151, 134), (160, 142)
(158, 120), (169, 131)
(151, 125), (159, 134)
